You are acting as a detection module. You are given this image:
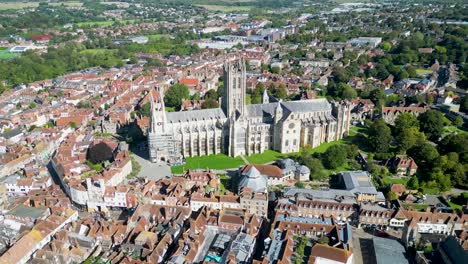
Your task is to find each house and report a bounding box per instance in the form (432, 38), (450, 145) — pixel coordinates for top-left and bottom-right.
(387, 155), (418, 176)
(350, 99), (375, 124)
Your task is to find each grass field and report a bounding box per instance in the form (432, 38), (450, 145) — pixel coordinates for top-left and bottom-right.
(196, 4), (253, 12)
(49, 2), (82, 7)
(382, 177), (409, 185)
(443, 125), (467, 137)
(403, 203), (429, 211)
(80, 48), (117, 55)
(448, 201), (463, 210)
(76, 21), (116, 27)
(416, 68), (433, 75)
(170, 125), (367, 173)
(171, 154), (245, 174)
(146, 34), (170, 41)
(0, 2), (39, 10)
(0, 1), (82, 10)
(246, 150), (286, 164)
(0, 49), (18, 59)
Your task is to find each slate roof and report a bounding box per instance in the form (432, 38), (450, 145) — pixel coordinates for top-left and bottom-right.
(166, 108), (226, 123)
(373, 236), (408, 264)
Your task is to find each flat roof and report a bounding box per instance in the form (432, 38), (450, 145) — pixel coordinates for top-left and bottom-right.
(373, 236), (408, 264)
(6, 205), (48, 220)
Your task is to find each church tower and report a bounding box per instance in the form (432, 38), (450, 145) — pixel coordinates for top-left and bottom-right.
(262, 88), (269, 104)
(148, 87), (168, 163)
(222, 58), (246, 119)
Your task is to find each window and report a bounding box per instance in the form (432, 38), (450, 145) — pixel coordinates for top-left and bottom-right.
(285, 140), (289, 146)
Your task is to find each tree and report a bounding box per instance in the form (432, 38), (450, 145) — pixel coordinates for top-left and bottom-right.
(276, 84), (288, 100)
(164, 83), (190, 110)
(408, 142), (439, 167)
(407, 177), (419, 190)
(394, 113), (419, 133)
(321, 145), (347, 169)
(368, 119), (392, 153)
(204, 89), (218, 100)
(201, 99), (219, 109)
(87, 141), (114, 164)
(387, 191), (397, 201)
(295, 181), (305, 188)
(69, 121), (78, 129)
(270, 66), (281, 74)
(301, 156), (328, 180)
(251, 83), (264, 104)
(453, 116), (463, 127)
(396, 127), (426, 152)
(77, 100), (92, 109)
(418, 110), (446, 141)
(138, 102), (151, 117)
(380, 42), (392, 51)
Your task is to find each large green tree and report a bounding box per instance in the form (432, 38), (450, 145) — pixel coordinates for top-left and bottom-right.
(164, 83), (190, 110)
(396, 127), (426, 153)
(418, 110), (446, 141)
(368, 119), (393, 153)
(394, 113), (419, 133)
(321, 145), (347, 169)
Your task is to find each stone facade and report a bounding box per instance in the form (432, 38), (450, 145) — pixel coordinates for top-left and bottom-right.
(148, 58), (351, 163)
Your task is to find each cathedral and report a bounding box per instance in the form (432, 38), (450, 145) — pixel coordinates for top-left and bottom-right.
(148, 58), (351, 163)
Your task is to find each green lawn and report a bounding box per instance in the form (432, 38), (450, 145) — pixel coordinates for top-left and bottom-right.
(443, 126), (467, 137)
(197, 4), (253, 12)
(80, 49), (116, 55)
(76, 21), (116, 27)
(0, 50), (18, 59)
(448, 201), (463, 210)
(170, 125), (367, 173)
(147, 34), (170, 41)
(382, 177), (409, 185)
(171, 154), (245, 174)
(0, 2), (38, 10)
(416, 69), (433, 75)
(246, 150), (286, 164)
(403, 203), (429, 211)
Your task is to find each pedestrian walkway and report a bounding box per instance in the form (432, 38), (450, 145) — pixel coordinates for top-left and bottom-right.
(239, 154), (250, 165)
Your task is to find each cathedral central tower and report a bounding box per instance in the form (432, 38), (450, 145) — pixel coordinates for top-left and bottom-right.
(222, 58), (246, 119)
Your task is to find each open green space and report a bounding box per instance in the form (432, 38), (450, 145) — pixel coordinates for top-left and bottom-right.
(0, 2), (39, 10)
(196, 4), (253, 12)
(80, 48), (116, 55)
(246, 150), (286, 164)
(76, 21), (116, 27)
(171, 154), (245, 174)
(382, 177), (409, 185)
(0, 1), (82, 10)
(75, 19), (141, 27)
(443, 125), (467, 137)
(303, 126), (367, 155)
(448, 201), (463, 210)
(146, 34), (170, 41)
(415, 68), (433, 75)
(0, 49), (18, 59)
(403, 203), (429, 211)
(170, 125), (367, 174)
